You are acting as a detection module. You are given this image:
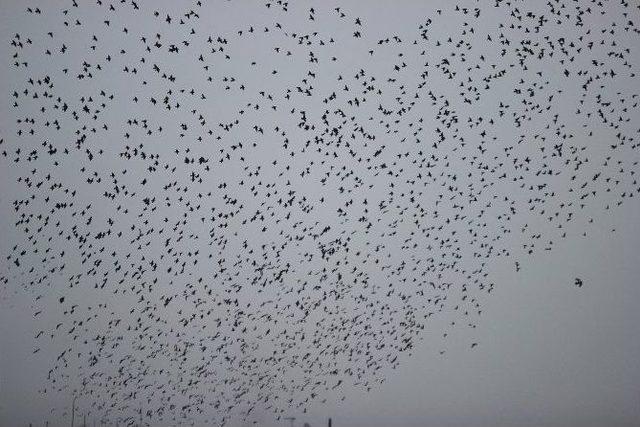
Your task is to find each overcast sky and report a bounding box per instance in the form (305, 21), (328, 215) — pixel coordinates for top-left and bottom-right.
(1, 1), (639, 427)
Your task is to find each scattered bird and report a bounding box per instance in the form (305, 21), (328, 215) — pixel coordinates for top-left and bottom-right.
(1, 1), (638, 426)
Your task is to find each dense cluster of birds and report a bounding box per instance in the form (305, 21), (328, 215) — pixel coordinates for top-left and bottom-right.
(1, 0), (639, 425)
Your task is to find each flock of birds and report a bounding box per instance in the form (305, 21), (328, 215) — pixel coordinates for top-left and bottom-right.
(1, 0), (639, 426)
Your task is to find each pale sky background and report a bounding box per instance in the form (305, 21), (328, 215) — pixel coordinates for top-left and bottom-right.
(1, 1), (639, 427)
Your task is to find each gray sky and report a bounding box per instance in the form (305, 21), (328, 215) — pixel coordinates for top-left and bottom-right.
(1, 1), (639, 426)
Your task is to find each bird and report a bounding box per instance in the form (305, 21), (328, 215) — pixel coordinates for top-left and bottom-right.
(1, 1), (638, 426)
